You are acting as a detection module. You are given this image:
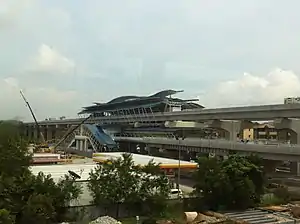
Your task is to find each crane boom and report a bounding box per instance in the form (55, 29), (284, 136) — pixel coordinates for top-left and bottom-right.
(20, 90), (46, 143)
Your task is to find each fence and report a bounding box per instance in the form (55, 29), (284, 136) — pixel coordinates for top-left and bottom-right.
(64, 198), (201, 222)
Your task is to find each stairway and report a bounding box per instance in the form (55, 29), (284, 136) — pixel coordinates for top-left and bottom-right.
(63, 124), (117, 152)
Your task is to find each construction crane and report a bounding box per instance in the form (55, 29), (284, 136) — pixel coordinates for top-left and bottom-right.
(20, 89), (91, 154)
(20, 90), (46, 145)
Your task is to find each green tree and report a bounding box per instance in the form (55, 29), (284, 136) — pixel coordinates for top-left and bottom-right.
(137, 160), (171, 216)
(88, 153), (170, 217)
(20, 194), (55, 224)
(193, 154), (265, 210)
(246, 154), (265, 200)
(0, 121), (31, 177)
(192, 156), (227, 210)
(0, 209), (15, 224)
(0, 121), (82, 224)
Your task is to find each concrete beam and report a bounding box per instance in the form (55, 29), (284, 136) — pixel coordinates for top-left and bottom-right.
(134, 122), (161, 128)
(164, 121), (206, 128)
(23, 103), (300, 126)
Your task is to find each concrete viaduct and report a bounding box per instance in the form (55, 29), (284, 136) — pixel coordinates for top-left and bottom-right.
(22, 103), (300, 175)
(24, 103), (300, 144)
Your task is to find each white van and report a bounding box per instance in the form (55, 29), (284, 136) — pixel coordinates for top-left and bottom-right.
(169, 188), (183, 199)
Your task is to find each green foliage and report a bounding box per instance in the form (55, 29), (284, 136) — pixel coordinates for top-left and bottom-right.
(0, 121), (82, 224)
(193, 154), (265, 210)
(0, 121), (31, 178)
(0, 120), (24, 140)
(20, 194), (55, 224)
(88, 153), (171, 217)
(0, 209), (15, 224)
(273, 186), (290, 203)
(260, 193), (284, 206)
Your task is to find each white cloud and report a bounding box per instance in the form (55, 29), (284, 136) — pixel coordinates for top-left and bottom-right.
(0, 0), (33, 28)
(29, 44), (75, 74)
(4, 76), (19, 89)
(0, 77), (79, 120)
(28, 87), (77, 104)
(2, 0), (300, 120)
(200, 68), (300, 108)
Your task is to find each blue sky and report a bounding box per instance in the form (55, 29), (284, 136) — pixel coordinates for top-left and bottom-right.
(1, 0), (300, 121)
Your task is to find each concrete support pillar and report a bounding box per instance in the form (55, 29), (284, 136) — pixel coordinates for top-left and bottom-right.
(33, 128), (39, 141)
(56, 129), (64, 140)
(54, 125), (59, 140)
(52, 124), (65, 141)
(27, 126), (32, 140)
(30, 127), (34, 140)
(79, 125), (84, 151)
(274, 118), (300, 144)
(75, 140), (80, 151)
(277, 129), (289, 142)
(46, 126), (52, 142)
(84, 139), (88, 151)
(274, 118), (300, 176)
(290, 162), (300, 176)
(41, 126), (47, 141)
(75, 139), (85, 151)
(24, 126), (28, 138)
(206, 120), (253, 141)
(263, 159), (282, 176)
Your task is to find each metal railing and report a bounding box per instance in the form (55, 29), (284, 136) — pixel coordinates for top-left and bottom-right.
(113, 136), (300, 156)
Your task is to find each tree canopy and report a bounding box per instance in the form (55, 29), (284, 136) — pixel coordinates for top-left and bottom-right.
(88, 153), (171, 217)
(0, 120), (82, 224)
(193, 154), (265, 210)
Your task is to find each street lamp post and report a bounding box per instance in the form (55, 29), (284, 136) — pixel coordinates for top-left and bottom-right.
(178, 139), (181, 192)
(175, 130), (185, 197)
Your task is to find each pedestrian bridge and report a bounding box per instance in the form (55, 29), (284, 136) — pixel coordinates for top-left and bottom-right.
(114, 136), (300, 162)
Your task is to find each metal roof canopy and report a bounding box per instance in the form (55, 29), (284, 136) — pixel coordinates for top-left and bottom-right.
(79, 89), (203, 114)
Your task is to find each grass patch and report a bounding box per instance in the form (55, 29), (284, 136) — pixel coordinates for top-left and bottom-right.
(120, 217), (147, 224)
(260, 193), (285, 206)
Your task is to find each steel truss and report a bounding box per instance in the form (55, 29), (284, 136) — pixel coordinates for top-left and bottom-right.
(91, 105), (162, 125)
(55, 102), (172, 151)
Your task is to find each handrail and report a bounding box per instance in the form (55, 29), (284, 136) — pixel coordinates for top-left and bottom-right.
(113, 136), (300, 156)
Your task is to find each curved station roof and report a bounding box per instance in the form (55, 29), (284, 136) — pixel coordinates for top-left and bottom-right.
(79, 89), (204, 115)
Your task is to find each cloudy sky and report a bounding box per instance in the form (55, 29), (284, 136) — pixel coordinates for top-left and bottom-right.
(1, 0), (300, 121)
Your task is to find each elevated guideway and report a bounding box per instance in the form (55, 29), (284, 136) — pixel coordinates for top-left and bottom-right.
(25, 104), (300, 126)
(114, 136), (300, 162)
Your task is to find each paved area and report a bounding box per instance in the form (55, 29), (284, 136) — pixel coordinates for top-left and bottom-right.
(179, 184), (193, 194)
(223, 209), (295, 224)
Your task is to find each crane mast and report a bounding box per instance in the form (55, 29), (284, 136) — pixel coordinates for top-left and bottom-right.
(20, 90), (46, 143)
